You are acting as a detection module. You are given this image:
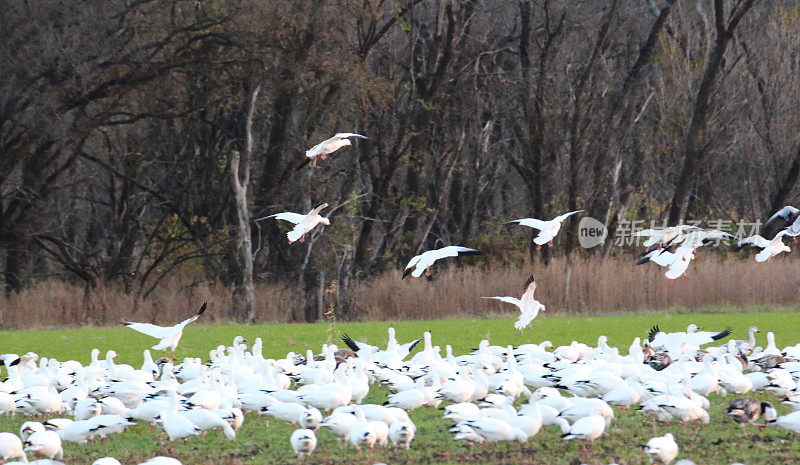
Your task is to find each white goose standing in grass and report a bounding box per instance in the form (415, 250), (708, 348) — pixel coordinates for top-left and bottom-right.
(299, 133), (367, 169)
(769, 410), (800, 433)
(504, 210), (584, 250)
(738, 232), (791, 262)
(157, 391), (201, 441)
(137, 458), (183, 465)
(121, 303), (207, 357)
(558, 414), (606, 450)
(92, 458), (123, 465)
(23, 430), (63, 460)
(482, 275), (545, 331)
(402, 246), (483, 279)
(290, 428), (317, 458)
(644, 433), (679, 464)
(388, 421), (415, 449)
(258, 203), (330, 244)
(0, 432), (27, 463)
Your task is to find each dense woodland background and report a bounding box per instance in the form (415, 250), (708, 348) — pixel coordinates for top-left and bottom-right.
(2, 0), (800, 326)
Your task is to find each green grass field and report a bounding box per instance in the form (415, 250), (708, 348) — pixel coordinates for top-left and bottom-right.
(2, 311), (799, 465)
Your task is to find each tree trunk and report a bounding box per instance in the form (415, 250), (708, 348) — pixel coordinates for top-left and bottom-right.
(230, 85), (260, 323)
(667, 0), (757, 225)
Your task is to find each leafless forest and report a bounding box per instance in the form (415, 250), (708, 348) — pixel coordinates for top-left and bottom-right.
(2, 0), (799, 327)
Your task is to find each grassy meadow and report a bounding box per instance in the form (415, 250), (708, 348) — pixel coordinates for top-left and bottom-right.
(2, 312), (800, 464)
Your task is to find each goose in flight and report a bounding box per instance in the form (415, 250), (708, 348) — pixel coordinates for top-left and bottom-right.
(258, 203), (330, 244)
(121, 303), (206, 356)
(504, 210), (585, 250)
(341, 328), (422, 364)
(766, 205), (800, 242)
(633, 225), (700, 250)
(738, 232), (791, 262)
(402, 246), (483, 279)
(482, 276), (545, 331)
(647, 324), (731, 349)
(298, 133), (367, 169)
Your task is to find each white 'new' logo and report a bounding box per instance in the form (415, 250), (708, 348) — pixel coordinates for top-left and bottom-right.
(578, 216), (607, 248)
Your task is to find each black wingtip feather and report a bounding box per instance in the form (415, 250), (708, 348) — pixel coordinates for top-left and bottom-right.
(197, 302), (207, 316)
(648, 325), (661, 342)
(523, 275), (535, 289)
(296, 157), (312, 171)
(341, 334), (360, 353)
(401, 268), (412, 280)
(461, 250), (484, 256)
(636, 256), (651, 266)
(407, 338), (422, 353)
(712, 328), (732, 341)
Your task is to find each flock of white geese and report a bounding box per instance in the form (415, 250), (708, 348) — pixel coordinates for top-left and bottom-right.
(1, 321), (800, 464)
(3, 134), (800, 464)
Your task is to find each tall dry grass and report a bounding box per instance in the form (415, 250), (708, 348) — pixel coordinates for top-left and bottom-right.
(1, 257), (798, 329)
(353, 256), (800, 319)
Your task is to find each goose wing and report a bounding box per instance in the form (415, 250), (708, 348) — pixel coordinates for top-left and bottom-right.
(176, 303), (207, 328)
(737, 235), (770, 249)
(121, 321), (173, 339)
(333, 133), (368, 140)
(553, 210), (585, 223)
(306, 203), (329, 217)
(259, 212), (307, 224)
(482, 296), (522, 307)
(766, 206), (800, 226)
(430, 246), (483, 261)
(505, 218), (548, 230)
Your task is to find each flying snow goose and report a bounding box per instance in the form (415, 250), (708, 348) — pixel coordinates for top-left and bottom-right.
(0, 432), (27, 463)
(633, 225), (700, 250)
(663, 244), (698, 281)
(738, 232), (791, 262)
(765, 205), (800, 241)
(726, 397), (776, 431)
(258, 203), (330, 244)
(647, 325), (731, 349)
(290, 428), (317, 458)
(482, 275), (545, 331)
(121, 303), (207, 356)
(504, 210), (585, 249)
(644, 433), (679, 465)
(341, 329), (421, 365)
(402, 246), (483, 279)
(299, 133), (367, 169)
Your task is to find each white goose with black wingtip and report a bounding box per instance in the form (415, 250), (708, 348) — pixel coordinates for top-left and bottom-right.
(402, 246), (483, 279)
(121, 303), (207, 355)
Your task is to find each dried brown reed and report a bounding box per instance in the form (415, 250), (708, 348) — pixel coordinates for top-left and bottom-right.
(1, 256), (797, 329)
